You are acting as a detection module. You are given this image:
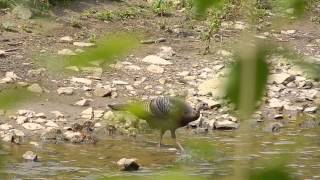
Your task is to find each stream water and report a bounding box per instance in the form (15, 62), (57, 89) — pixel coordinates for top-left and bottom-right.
(1, 126), (320, 180)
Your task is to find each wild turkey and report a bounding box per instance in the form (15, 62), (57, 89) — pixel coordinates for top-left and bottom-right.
(108, 96), (208, 151)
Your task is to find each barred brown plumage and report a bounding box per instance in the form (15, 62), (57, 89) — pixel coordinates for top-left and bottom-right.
(108, 96), (208, 151)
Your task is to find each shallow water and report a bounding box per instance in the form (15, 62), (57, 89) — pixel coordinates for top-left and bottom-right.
(2, 126), (320, 180)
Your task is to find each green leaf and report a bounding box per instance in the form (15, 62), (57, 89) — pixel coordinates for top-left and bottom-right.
(193, 0), (224, 17)
(249, 166), (294, 180)
(279, 0), (306, 17)
(0, 87), (33, 109)
(225, 41), (270, 117)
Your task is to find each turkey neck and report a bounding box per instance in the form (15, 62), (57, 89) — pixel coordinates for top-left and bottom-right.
(192, 104), (202, 120)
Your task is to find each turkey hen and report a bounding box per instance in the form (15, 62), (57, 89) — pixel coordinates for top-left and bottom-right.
(108, 96), (208, 151)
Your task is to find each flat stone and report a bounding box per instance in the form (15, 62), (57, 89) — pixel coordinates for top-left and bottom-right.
(147, 64), (164, 74)
(45, 121), (59, 127)
(22, 123), (45, 130)
(59, 36), (73, 42)
(57, 87), (74, 95)
(81, 107), (93, 119)
(270, 73), (294, 85)
(73, 42), (95, 47)
(112, 80), (128, 85)
(0, 123), (13, 130)
(74, 99), (91, 106)
(142, 55), (172, 65)
(51, 111), (64, 118)
(58, 49), (76, 56)
(27, 83), (43, 93)
(124, 65), (141, 71)
(268, 98), (289, 108)
(22, 151), (37, 161)
(177, 71), (190, 76)
(94, 110), (105, 119)
(117, 158), (140, 171)
(214, 120), (239, 130)
(71, 77), (92, 86)
(16, 116), (28, 124)
(103, 111), (115, 120)
(0, 50), (6, 57)
(304, 106), (318, 113)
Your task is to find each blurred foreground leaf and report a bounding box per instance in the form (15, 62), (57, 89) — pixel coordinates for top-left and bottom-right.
(278, 0), (306, 17)
(226, 40), (270, 117)
(42, 33), (139, 72)
(193, 0), (224, 17)
(185, 139), (215, 161)
(249, 165), (294, 180)
(0, 87), (33, 109)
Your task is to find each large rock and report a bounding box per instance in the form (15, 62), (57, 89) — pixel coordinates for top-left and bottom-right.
(270, 73), (294, 85)
(0, 123), (13, 130)
(41, 129), (66, 143)
(157, 46), (175, 60)
(142, 55), (172, 65)
(81, 107), (93, 119)
(268, 98), (289, 108)
(117, 158), (140, 171)
(94, 86), (112, 97)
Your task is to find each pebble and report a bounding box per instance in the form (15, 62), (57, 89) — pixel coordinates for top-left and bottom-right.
(214, 120), (239, 130)
(73, 42), (95, 47)
(74, 99), (91, 106)
(81, 107), (93, 119)
(94, 86), (112, 97)
(59, 36), (73, 42)
(22, 123), (45, 130)
(71, 77), (92, 86)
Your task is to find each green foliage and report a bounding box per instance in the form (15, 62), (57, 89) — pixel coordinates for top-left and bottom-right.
(225, 41), (270, 116)
(152, 0), (172, 16)
(278, 0), (306, 17)
(0, 87), (33, 109)
(95, 10), (114, 21)
(185, 139), (215, 161)
(192, 0), (224, 17)
(249, 166), (294, 180)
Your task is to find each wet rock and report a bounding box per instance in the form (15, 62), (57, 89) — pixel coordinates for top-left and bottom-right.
(142, 55), (172, 65)
(81, 107), (93, 119)
(281, 29), (296, 35)
(0, 50), (6, 58)
(117, 158), (140, 171)
(74, 99), (91, 106)
(198, 98), (221, 109)
(0, 123), (13, 130)
(274, 114), (284, 120)
(22, 151), (37, 161)
(299, 119), (319, 129)
(73, 42), (95, 47)
(59, 36), (73, 42)
(57, 87), (74, 95)
(18, 110), (35, 117)
(234, 21), (246, 30)
(64, 131), (81, 139)
(192, 127), (209, 135)
(265, 122), (283, 133)
(58, 49), (76, 56)
(33, 118), (46, 123)
(304, 106), (318, 113)
(214, 120), (239, 130)
(71, 77), (92, 86)
(22, 123), (45, 130)
(41, 129), (66, 143)
(147, 64), (164, 74)
(27, 83), (43, 93)
(2, 129), (24, 144)
(3, 71), (19, 83)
